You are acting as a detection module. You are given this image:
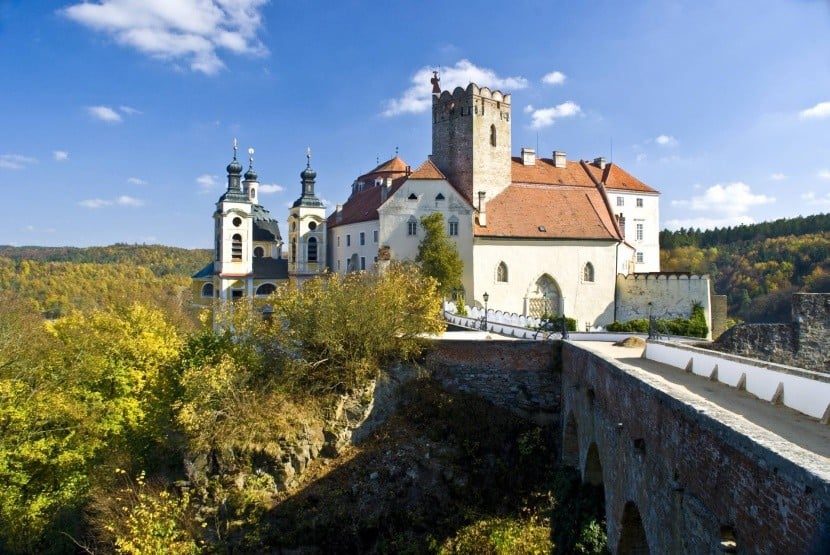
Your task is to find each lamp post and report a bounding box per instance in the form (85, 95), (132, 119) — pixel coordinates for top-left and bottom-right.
(483, 292), (489, 331)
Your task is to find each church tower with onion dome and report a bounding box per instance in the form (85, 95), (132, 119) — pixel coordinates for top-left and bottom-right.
(288, 148), (327, 285)
(192, 140), (287, 308)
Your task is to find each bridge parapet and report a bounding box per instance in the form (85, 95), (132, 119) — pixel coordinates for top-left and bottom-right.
(563, 342), (830, 554)
(645, 340), (830, 421)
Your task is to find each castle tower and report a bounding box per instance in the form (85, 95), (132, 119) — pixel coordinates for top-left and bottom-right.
(431, 78), (512, 217)
(213, 139), (255, 300)
(288, 148), (327, 284)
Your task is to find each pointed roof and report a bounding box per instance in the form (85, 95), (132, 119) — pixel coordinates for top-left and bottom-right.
(584, 161), (658, 193)
(360, 156), (409, 178)
(408, 158), (447, 180)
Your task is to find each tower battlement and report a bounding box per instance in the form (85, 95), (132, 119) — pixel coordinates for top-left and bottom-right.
(431, 82), (512, 207)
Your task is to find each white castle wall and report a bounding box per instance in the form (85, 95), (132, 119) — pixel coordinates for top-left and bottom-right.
(616, 273), (712, 337)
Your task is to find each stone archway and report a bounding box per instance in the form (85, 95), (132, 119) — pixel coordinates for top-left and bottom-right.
(529, 273), (562, 317)
(584, 442), (604, 486)
(563, 412), (579, 468)
(618, 501), (650, 554)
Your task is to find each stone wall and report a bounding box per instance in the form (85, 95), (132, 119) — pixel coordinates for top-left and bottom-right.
(714, 293), (829, 373)
(561, 343), (830, 554)
(422, 339), (562, 430)
(615, 273), (712, 337)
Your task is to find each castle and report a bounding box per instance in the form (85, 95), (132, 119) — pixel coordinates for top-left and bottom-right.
(194, 75), (712, 332)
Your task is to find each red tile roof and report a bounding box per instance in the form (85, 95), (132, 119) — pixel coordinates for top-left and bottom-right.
(476, 183), (621, 240)
(357, 156), (410, 182)
(584, 162), (658, 193)
(511, 157), (596, 187)
(408, 158), (446, 180)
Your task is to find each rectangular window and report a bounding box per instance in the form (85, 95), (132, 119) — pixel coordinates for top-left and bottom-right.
(407, 220), (417, 236)
(617, 196), (624, 207)
(636, 197), (643, 208)
(346, 234), (351, 246)
(360, 232), (365, 245)
(449, 221), (458, 236)
(636, 251), (644, 263)
(373, 229), (378, 243)
(636, 223), (644, 241)
(360, 256), (366, 270)
(337, 260), (341, 271)
(337, 236), (340, 247)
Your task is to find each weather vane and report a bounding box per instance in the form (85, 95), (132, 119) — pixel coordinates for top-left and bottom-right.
(306, 146), (311, 165)
(233, 138), (238, 159)
(248, 147), (254, 167)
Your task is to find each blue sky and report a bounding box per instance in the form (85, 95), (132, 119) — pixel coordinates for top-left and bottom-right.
(1, 0), (829, 248)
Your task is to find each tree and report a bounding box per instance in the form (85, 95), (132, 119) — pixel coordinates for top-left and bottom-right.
(416, 212), (463, 297)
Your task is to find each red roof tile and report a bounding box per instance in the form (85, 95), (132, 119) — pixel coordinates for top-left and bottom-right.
(475, 183), (621, 240)
(408, 158), (447, 180)
(584, 162), (658, 193)
(510, 157), (596, 187)
(357, 156), (410, 182)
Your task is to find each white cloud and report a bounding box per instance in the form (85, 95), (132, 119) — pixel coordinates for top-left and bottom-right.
(635, 153), (647, 163)
(79, 198), (112, 209)
(671, 182), (775, 223)
(116, 195), (144, 206)
(53, 150), (69, 161)
(62, 0), (269, 75)
(801, 191), (830, 206)
(87, 105), (122, 123)
(197, 173), (219, 193)
(258, 183), (284, 194)
(655, 134), (677, 146)
(0, 154), (37, 170)
(523, 104), (534, 114)
(541, 71), (566, 85)
(528, 101), (581, 129)
(818, 169), (830, 180)
(119, 105), (141, 115)
(769, 172), (787, 181)
(23, 224), (56, 233)
(382, 59), (528, 117)
(799, 101), (830, 120)
(127, 177), (147, 185)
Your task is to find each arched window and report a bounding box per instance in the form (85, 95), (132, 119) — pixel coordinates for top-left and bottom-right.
(490, 124), (497, 147)
(583, 262), (595, 282)
(407, 216), (418, 236)
(201, 283), (214, 298)
(256, 283), (276, 296)
(307, 237), (318, 262)
(231, 234), (242, 261)
(496, 261), (508, 282)
(254, 246), (264, 258)
(291, 239), (296, 263)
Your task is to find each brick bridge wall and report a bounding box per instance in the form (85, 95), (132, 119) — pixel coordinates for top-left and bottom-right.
(561, 342), (830, 554)
(419, 339), (830, 553)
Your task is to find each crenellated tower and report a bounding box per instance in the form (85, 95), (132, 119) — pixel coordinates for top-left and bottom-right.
(431, 78), (512, 218)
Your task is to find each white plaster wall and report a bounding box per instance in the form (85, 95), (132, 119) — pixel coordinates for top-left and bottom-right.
(216, 203), (253, 277)
(328, 219), (381, 273)
(472, 238), (619, 327)
(645, 342), (830, 420)
(378, 179), (474, 296)
(610, 190), (660, 272)
(616, 274), (712, 334)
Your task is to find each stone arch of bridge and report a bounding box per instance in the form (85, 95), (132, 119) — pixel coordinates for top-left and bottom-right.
(584, 441), (604, 486)
(618, 501), (650, 554)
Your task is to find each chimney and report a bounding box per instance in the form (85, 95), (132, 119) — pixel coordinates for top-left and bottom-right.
(521, 147), (536, 166)
(477, 190), (487, 227)
(335, 204), (343, 224)
(553, 150), (567, 168)
(594, 157), (607, 169)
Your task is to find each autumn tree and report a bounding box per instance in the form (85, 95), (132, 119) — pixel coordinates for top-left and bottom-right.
(416, 212), (463, 297)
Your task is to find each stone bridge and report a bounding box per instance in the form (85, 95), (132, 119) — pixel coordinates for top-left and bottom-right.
(423, 338), (830, 554)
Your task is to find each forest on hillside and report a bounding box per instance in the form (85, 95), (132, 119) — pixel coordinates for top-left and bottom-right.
(0, 244), (210, 325)
(659, 213), (830, 323)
